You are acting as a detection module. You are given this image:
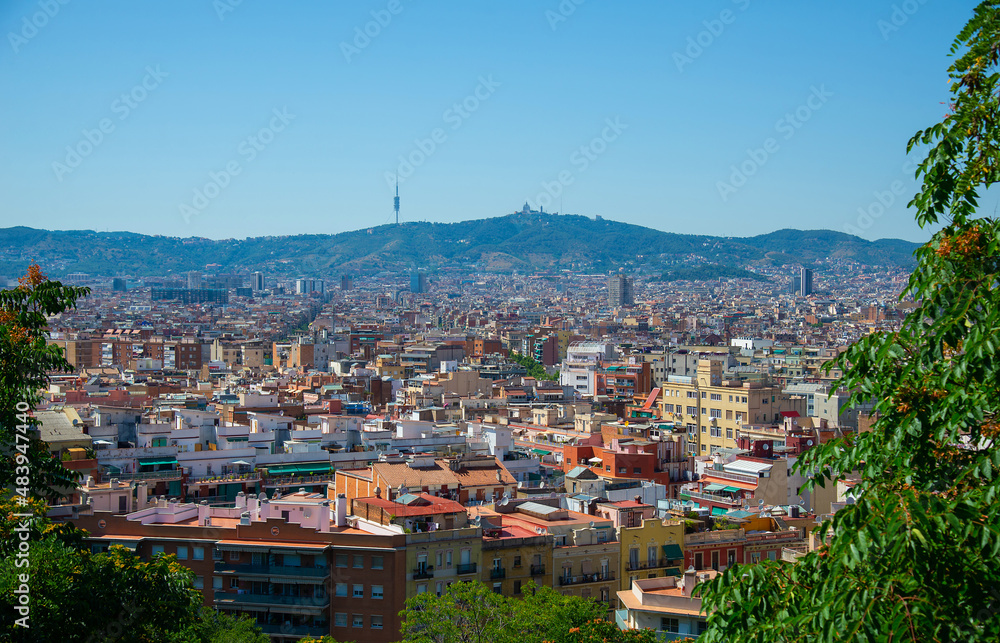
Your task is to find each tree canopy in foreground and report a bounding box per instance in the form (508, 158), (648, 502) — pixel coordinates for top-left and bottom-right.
(698, 3), (1000, 642)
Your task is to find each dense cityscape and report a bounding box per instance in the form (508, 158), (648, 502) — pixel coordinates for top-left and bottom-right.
(3, 1), (998, 642)
(21, 220), (911, 641)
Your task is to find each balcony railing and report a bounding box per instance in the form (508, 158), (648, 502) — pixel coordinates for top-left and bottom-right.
(214, 592), (329, 610)
(530, 564), (546, 576)
(626, 558), (682, 572)
(257, 623), (329, 637)
(456, 563), (478, 575)
(490, 568), (506, 580)
(558, 572), (614, 586)
(413, 566), (434, 580)
(213, 562), (330, 579)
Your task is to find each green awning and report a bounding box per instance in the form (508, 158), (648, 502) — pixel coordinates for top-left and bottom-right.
(704, 483), (726, 492)
(661, 544), (683, 560)
(663, 567), (681, 577)
(138, 457), (178, 467)
(531, 449), (551, 455)
(723, 486), (742, 493)
(266, 462), (331, 475)
(711, 507), (728, 516)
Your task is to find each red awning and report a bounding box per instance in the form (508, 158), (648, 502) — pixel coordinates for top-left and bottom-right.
(641, 388), (661, 410)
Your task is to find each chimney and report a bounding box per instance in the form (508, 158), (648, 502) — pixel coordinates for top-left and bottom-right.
(683, 567), (697, 598)
(319, 501), (331, 533)
(259, 499), (270, 520)
(634, 495), (642, 503)
(235, 491), (246, 509)
(247, 494), (259, 520)
(239, 511), (251, 526)
(137, 483), (148, 509)
(198, 500), (210, 525)
(85, 475), (95, 488)
(110, 478), (120, 489)
(334, 493), (347, 527)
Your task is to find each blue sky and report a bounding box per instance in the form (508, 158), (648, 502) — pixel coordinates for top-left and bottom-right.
(0, 0), (987, 242)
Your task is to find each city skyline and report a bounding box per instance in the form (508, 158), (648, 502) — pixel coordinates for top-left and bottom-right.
(1, 1), (990, 243)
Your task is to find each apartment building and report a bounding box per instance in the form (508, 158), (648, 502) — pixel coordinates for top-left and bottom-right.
(658, 361), (805, 456)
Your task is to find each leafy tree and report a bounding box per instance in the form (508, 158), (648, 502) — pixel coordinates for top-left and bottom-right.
(698, 3), (1000, 641)
(1, 264), (89, 499)
(509, 351), (558, 381)
(401, 581), (657, 643)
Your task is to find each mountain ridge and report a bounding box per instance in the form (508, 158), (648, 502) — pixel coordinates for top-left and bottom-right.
(0, 213), (922, 278)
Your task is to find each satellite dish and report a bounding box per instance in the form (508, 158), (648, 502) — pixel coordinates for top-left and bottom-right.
(589, 521), (596, 528)
(806, 439), (814, 446)
(498, 497), (509, 506)
(762, 443), (770, 450)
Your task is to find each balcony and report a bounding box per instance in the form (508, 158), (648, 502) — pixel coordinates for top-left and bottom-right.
(214, 562), (330, 580)
(413, 566), (434, 580)
(257, 623), (329, 637)
(456, 563), (478, 575)
(558, 572), (614, 586)
(626, 558), (682, 572)
(530, 564), (546, 576)
(214, 592), (329, 611)
(490, 567), (506, 580)
(679, 490), (740, 506)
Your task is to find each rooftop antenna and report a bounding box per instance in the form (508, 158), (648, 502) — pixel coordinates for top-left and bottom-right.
(394, 175), (400, 225)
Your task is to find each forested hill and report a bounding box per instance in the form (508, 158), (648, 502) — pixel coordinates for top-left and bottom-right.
(0, 213), (921, 278)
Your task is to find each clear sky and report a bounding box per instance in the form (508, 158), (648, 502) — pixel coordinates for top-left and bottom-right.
(0, 0), (989, 243)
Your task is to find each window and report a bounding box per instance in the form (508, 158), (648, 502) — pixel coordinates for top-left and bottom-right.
(352, 614), (363, 628)
(335, 583), (348, 597)
(633, 467), (642, 474)
(176, 546), (188, 560)
(710, 408), (722, 418)
(493, 582), (502, 594)
(416, 584), (427, 594)
(151, 545), (164, 556)
(229, 578), (239, 589)
(686, 406), (697, 416)
(513, 555), (521, 567)
(729, 395), (733, 402)
(212, 548), (223, 560)
(701, 425), (707, 433)
(710, 393), (722, 401)
(371, 615), (383, 629)
(372, 585), (383, 599)
(336, 554), (348, 567)
(606, 465), (611, 472)
(701, 392), (707, 398)
(768, 551), (777, 561)
(229, 551), (239, 561)
(212, 576), (222, 590)
(334, 612), (347, 627)
(661, 618), (679, 633)
(701, 408), (707, 415)
(445, 550), (452, 567)
(193, 576), (203, 589)
(372, 555), (384, 569)
(710, 427), (722, 437)
(726, 410), (733, 420)
(694, 553), (703, 569)
(648, 545), (657, 564)
(193, 546), (204, 561)
(436, 582), (443, 596)
(726, 428), (733, 439)
(353, 584), (364, 598)
(618, 467), (626, 474)
(353, 555), (364, 568)
(750, 552), (761, 564)
(436, 552), (443, 567)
